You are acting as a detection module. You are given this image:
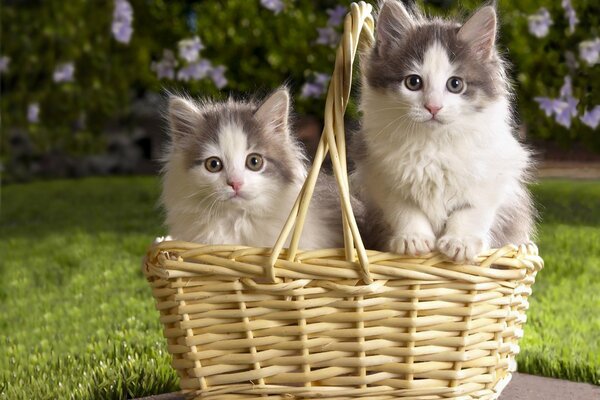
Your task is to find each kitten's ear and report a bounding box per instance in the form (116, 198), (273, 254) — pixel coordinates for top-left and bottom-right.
(254, 87), (290, 134)
(168, 96), (202, 141)
(458, 6), (497, 60)
(376, 0), (416, 52)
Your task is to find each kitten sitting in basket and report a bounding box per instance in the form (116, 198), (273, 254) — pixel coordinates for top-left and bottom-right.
(160, 87), (357, 250)
(352, 0), (536, 262)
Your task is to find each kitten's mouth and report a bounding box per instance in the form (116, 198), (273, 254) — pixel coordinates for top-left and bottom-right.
(424, 116), (444, 125)
(226, 192), (253, 201)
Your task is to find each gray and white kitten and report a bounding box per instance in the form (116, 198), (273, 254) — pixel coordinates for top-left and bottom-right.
(353, 0), (534, 262)
(162, 88), (345, 248)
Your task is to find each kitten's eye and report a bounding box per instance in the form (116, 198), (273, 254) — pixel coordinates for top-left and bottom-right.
(204, 157), (223, 172)
(446, 77), (465, 94)
(404, 75), (423, 91)
(245, 153), (264, 171)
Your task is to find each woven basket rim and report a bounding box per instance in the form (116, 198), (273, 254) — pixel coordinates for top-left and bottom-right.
(143, 241), (543, 284)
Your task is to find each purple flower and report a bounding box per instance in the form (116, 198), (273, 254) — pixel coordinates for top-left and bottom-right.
(552, 96), (578, 128)
(534, 97), (557, 117)
(580, 106), (600, 129)
(209, 65), (228, 89)
(112, 0), (133, 44)
(151, 50), (177, 80)
(535, 76), (579, 128)
(0, 55), (10, 74)
(178, 36), (204, 63)
(527, 8), (552, 38)
(314, 73), (330, 86)
(177, 59), (212, 82)
(559, 76), (572, 98)
(260, 0), (284, 15)
(316, 27), (339, 47)
(53, 62), (75, 83)
(562, 0), (578, 34)
(301, 73), (330, 98)
(579, 38), (600, 66)
(554, 99), (579, 128)
(327, 5), (347, 27)
(27, 103), (40, 124)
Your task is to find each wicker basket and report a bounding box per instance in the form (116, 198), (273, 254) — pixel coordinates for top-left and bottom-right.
(143, 2), (544, 399)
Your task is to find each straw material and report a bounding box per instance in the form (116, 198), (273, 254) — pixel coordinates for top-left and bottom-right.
(143, 3), (544, 399)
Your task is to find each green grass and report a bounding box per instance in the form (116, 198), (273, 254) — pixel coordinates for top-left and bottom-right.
(1, 177), (599, 399)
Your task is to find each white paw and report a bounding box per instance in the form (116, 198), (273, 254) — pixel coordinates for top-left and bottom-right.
(389, 233), (436, 256)
(153, 235), (173, 244)
(437, 235), (486, 263)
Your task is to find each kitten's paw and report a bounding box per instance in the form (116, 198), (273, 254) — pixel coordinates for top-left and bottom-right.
(153, 235), (173, 244)
(389, 233), (436, 256)
(437, 235), (486, 263)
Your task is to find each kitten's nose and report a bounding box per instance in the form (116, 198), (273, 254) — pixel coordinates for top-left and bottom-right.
(227, 180), (243, 193)
(425, 103), (442, 116)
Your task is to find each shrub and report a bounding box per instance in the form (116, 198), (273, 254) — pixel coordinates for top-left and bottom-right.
(1, 0), (598, 181)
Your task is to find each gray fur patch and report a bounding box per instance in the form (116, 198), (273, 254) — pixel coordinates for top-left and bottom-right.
(366, 16), (505, 101)
(169, 95), (304, 184)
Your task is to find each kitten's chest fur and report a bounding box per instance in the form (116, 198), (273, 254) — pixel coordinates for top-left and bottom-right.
(167, 191), (294, 247)
(366, 135), (479, 232)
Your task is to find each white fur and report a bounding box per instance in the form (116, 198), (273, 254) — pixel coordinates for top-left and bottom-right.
(162, 120), (342, 249)
(357, 41), (531, 262)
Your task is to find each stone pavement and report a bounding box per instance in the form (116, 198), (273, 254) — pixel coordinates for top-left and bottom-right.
(135, 373), (600, 400)
(538, 161), (600, 179)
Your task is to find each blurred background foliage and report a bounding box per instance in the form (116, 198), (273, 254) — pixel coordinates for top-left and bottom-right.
(1, 0), (598, 182)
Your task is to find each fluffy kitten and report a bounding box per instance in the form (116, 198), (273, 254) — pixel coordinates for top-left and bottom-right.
(162, 88), (345, 249)
(353, 0), (535, 262)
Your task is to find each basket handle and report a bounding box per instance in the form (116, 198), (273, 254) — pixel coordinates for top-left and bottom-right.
(267, 2), (375, 284)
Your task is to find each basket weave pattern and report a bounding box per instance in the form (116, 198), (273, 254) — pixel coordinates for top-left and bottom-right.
(143, 3), (543, 399)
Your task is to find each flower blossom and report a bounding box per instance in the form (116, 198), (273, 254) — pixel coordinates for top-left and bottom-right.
(112, 0), (133, 44)
(316, 27), (339, 47)
(562, 0), (578, 34)
(580, 106), (600, 129)
(27, 103), (40, 124)
(327, 5), (347, 26)
(527, 8), (552, 38)
(177, 59), (212, 82)
(301, 73), (330, 98)
(0, 55), (10, 74)
(151, 50), (177, 80)
(209, 65), (228, 89)
(53, 62), (75, 83)
(260, 0), (284, 15)
(579, 38), (600, 66)
(534, 76), (579, 128)
(178, 36), (204, 63)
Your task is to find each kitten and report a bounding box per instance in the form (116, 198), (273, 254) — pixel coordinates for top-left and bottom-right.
(353, 0), (535, 262)
(161, 88), (345, 249)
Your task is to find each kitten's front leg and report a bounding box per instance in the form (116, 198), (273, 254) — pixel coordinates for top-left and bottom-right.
(437, 205), (496, 263)
(386, 202), (436, 256)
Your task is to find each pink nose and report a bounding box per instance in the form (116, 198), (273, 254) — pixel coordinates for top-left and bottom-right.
(227, 180), (243, 193)
(425, 104), (442, 116)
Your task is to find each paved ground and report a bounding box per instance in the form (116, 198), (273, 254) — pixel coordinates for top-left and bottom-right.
(135, 373), (600, 399)
(538, 161), (600, 179)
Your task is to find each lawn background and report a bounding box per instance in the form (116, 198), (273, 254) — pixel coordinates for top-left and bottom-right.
(1, 177), (599, 399)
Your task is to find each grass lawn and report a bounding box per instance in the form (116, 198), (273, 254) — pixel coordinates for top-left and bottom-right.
(1, 176), (599, 399)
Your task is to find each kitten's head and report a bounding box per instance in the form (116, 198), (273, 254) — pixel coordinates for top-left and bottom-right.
(365, 0), (506, 126)
(165, 88), (306, 211)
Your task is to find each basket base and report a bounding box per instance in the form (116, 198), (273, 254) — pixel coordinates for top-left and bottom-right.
(183, 375), (512, 400)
